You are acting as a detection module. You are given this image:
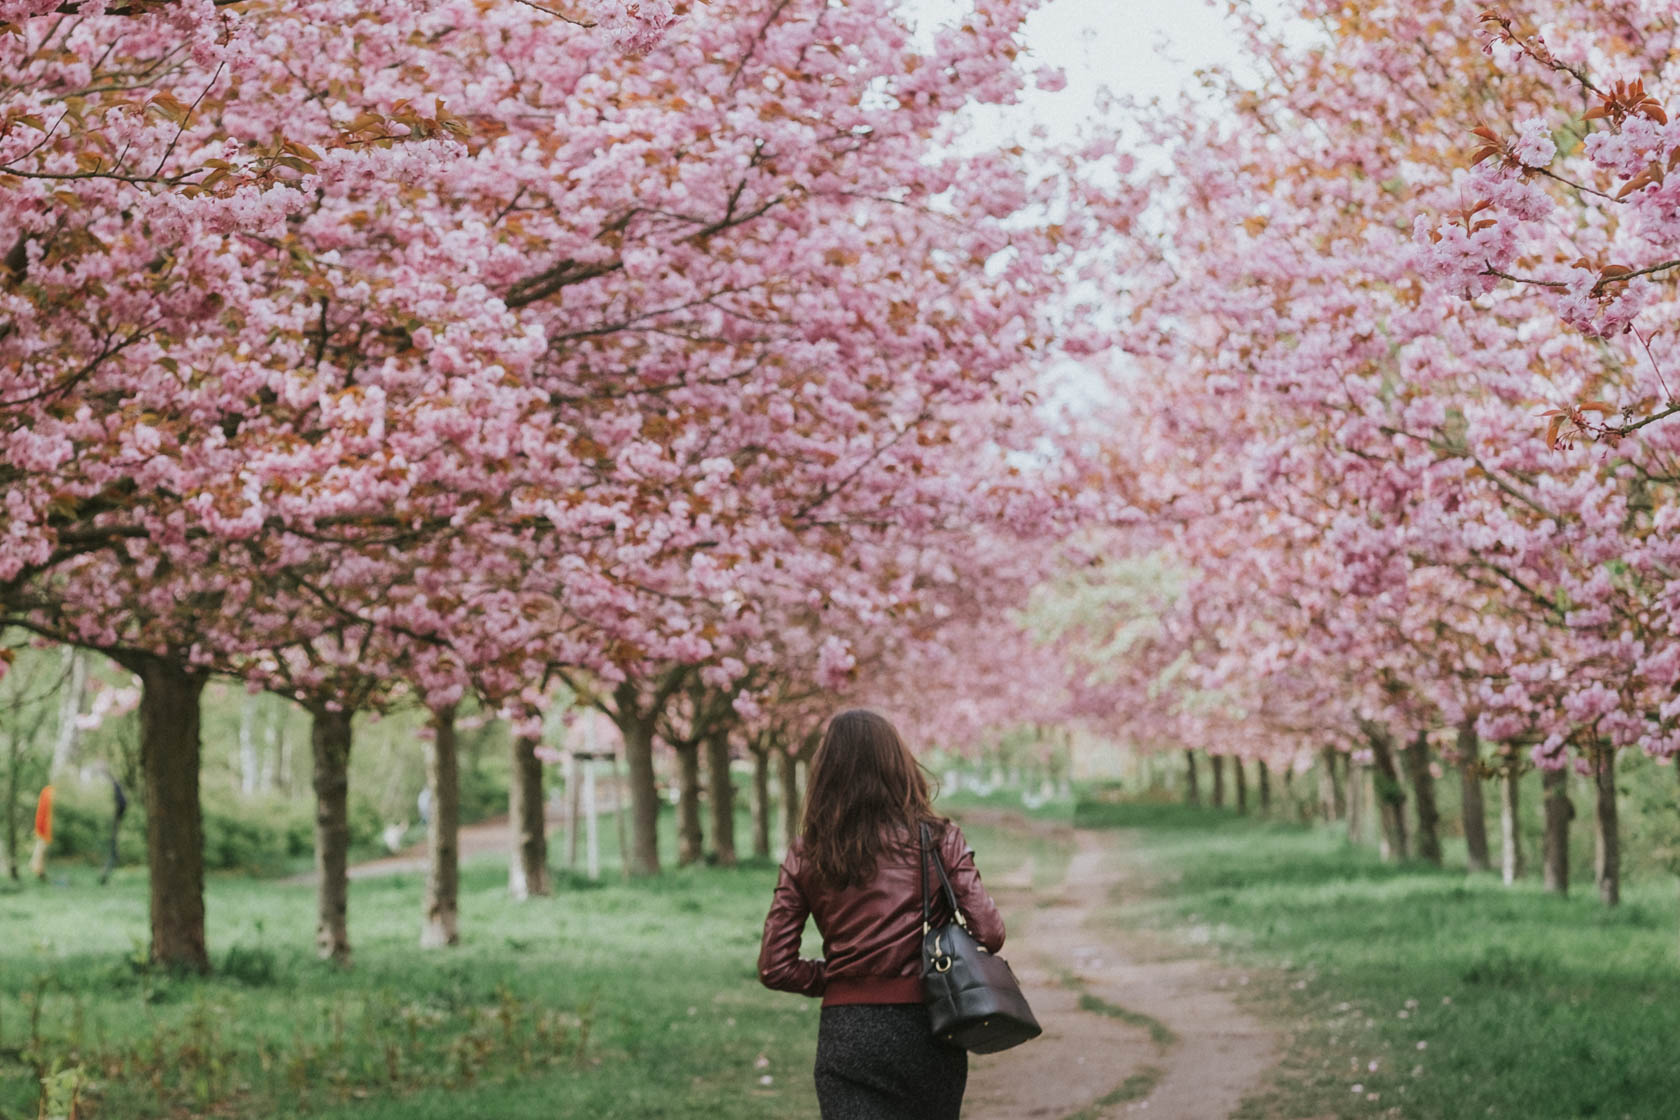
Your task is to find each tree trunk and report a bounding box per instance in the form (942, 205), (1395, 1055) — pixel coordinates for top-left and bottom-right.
(1366, 725), (1408, 862)
(123, 654), (210, 973)
(421, 703), (460, 948)
(308, 702), (353, 965)
(508, 733), (549, 900)
(706, 731), (736, 867)
(1183, 750), (1200, 807)
(1500, 762), (1525, 885)
(1233, 758), (1248, 814)
(1542, 766), (1571, 896)
(614, 683), (662, 877)
(751, 745), (772, 860)
(1321, 746), (1347, 820)
(49, 646), (86, 778)
(675, 741), (703, 867)
(1210, 755), (1226, 808)
(1457, 718), (1491, 873)
(4, 719), (21, 879)
(1257, 760), (1271, 814)
(778, 749), (801, 850)
(1402, 730), (1442, 867)
(1592, 744), (1619, 906)
(1346, 761), (1365, 844)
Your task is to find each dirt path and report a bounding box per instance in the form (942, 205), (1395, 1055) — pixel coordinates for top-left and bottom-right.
(965, 827), (1282, 1120)
(285, 794), (621, 883)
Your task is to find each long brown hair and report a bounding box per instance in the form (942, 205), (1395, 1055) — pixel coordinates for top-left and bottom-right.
(800, 709), (942, 888)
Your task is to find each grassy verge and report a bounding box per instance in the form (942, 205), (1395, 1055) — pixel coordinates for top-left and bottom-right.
(1080, 800), (1680, 1119)
(0, 797), (1042, 1119)
(0, 806), (825, 1120)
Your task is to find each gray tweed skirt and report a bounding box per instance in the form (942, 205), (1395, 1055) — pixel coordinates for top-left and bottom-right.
(813, 1003), (967, 1120)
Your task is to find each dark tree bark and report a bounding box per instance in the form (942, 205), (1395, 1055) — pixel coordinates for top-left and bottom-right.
(1457, 718), (1491, 873)
(509, 732), (549, 899)
(421, 703), (460, 948)
(117, 653), (210, 973)
(1320, 746), (1347, 821)
(307, 702), (354, 965)
(778, 748), (801, 849)
(675, 741), (703, 867)
(750, 742), (772, 859)
(1257, 760), (1271, 814)
(1592, 744), (1619, 907)
(1365, 724), (1409, 862)
(617, 708), (660, 876)
(1210, 754), (1226, 808)
(1183, 749), (1200, 807)
(1346, 761), (1365, 844)
(1402, 730), (1442, 867)
(606, 674), (687, 877)
(1233, 758), (1248, 814)
(1542, 766), (1572, 896)
(706, 730), (736, 867)
(1500, 759), (1525, 885)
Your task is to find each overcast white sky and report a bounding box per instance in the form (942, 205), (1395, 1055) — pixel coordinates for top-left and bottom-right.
(902, 0), (1262, 145)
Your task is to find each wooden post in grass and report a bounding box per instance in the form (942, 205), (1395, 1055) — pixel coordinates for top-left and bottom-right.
(1457, 718), (1491, 873)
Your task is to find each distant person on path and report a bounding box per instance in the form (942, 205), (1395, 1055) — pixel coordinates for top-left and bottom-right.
(417, 786), (433, 831)
(29, 784), (54, 882)
(98, 769), (127, 885)
(758, 709), (1005, 1120)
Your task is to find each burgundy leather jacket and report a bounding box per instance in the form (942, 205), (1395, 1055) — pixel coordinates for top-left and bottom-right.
(758, 821), (1005, 1006)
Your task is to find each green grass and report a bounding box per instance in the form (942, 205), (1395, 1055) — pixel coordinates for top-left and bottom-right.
(1082, 800), (1680, 1120)
(0, 805), (827, 1119)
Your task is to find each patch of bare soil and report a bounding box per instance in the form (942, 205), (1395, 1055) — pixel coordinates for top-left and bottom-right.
(965, 829), (1282, 1120)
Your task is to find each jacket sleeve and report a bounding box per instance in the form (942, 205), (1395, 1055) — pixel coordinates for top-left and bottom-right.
(943, 825), (1005, 953)
(757, 854), (826, 997)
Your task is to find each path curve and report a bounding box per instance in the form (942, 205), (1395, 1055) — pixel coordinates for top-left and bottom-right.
(965, 823), (1281, 1120)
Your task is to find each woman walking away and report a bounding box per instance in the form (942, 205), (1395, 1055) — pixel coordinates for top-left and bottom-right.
(758, 709), (1005, 1119)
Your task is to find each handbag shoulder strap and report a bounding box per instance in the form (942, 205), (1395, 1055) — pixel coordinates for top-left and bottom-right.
(919, 821), (965, 932)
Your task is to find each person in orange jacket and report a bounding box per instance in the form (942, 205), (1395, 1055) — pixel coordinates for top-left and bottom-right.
(29, 784), (53, 882)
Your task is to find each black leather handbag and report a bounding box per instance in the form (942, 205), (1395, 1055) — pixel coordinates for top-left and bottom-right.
(919, 823), (1042, 1053)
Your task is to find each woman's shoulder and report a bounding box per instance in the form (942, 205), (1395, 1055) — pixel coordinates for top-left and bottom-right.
(930, 817), (973, 857)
